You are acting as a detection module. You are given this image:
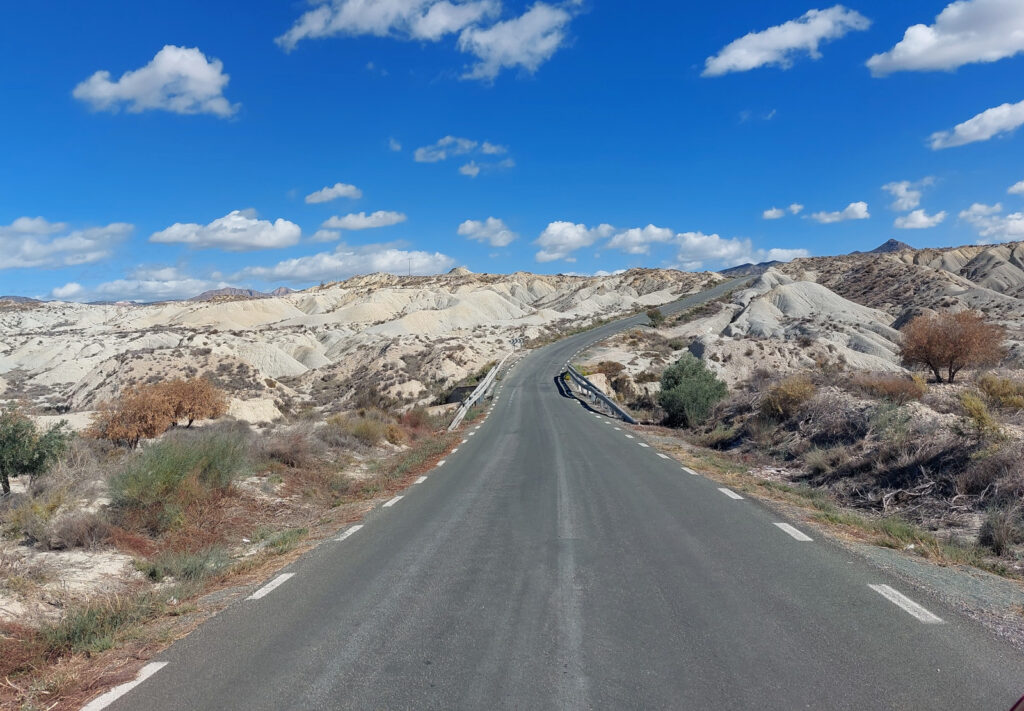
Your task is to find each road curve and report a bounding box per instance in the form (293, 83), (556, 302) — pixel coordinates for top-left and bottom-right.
(105, 279), (1024, 710)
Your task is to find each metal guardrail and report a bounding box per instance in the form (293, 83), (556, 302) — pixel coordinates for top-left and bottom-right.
(448, 351), (513, 431)
(564, 365), (638, 424)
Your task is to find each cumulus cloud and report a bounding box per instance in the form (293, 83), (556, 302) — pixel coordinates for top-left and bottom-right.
(459, 161), (481, 178)
(149, 210), (301, 251)
(415, 135), (514, 175)
(72, 45), (238, 118)
(276, 0), (499, 50)
(605, 225), (676, 254)
(481, 141), (507, 154)
(702, 5), (870, 77)
(809, 201), (870, 223)
(0, 217), (132, 269)
(1009, 180), (1024, 195)
(789, 203), (804, 214)
(867, 0), (1024, 76)
(894, 209), (947, 229)
(389, 137), (403, 151)
(235, 242), (456, 284)
(51, 282), (84, 300)
(311, 229), (342, 243)
(305, 182), (363, 204)
(50, 266), (229, 303)
(675, 232), (809, 270)
(959, 202), (1024, 242)
(322, 210), (407, 230)
(457, 3), (572, 80)
(930, 99), (1024, 149)
(763, 207), (786, 220)
(882, 177), (935, 210)
(534, 221), (614, 262)
(414, 135), (479, 162)
(458, 217), (518, 247)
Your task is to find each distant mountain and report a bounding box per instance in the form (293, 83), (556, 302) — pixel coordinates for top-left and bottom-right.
(190, 287), (271, 302)
(718, 261), (783, 277)
(853, 239), (913, 255)
(269, 287), (294, 296)
(0, 295), (41, 303)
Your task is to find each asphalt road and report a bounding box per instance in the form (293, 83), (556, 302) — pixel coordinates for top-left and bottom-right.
(105, 279), (1024, 710)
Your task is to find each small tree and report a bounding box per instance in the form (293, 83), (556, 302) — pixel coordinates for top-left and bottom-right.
(901, 311), (1006, 383)
(0, 406), (70, 496)
(89, 385), (175, 449)
(160, 377), (229, 427)
(646, 308), (666, 328)
(657, 353), (728, 428)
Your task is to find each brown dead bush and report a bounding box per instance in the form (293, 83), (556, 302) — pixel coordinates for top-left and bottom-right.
(759, 376), (816, 420)
(851, 373), (927, 404)
(900, 310), (1006, 383)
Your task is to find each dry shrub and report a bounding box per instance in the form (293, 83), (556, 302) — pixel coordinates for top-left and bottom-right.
(326, 414), (389, 447)
(900, 310), (1006, 383)
(261, 429), (321, 469)
(977, 373), (1024, 409)
(385, 423), (407, 445)
(799, 390), (869, 446)
(158, 377), (229, 427)
(38, 511), (112, 550)
(400, 407), (434, 431)
(804, 447), (851, 476)
(851, 373), (928, 404)
(759, 376), (816, 420)
(978, 507), (1024, 556)
(592, 361), (626, 378)
(960, 392), (1001, 438)
(957, 440), (1024, 501)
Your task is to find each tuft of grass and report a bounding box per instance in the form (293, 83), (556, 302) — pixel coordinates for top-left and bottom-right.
(977, 373), (1024, 409)
(264, 527), (308, 555)
(759, 376), (816, 420)
(137, 547), (230, 583)
(40, 593), (165, 656)
(960, 391), (1003, 439)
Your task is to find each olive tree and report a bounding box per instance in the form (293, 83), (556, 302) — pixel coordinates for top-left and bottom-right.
(0, 406), (70, 496)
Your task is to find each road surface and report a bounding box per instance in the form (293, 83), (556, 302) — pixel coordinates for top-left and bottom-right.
(104, 279), (1024, 710)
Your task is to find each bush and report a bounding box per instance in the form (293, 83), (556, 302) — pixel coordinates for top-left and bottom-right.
(138, 547), (230, 582)
(41, 593), (163, 655)
(646, 308), (665, 328)
(977, 374), (1024, 409)
(978, 507), (1023, 556)
(0, 406), (70, 496)
(960, 392), (1001, 439)
(89, 386), (175, 449)
(759, 376), (816, 420)
(108, 428), (249, 534)
(158, 377), (229, 427)
(39, 511), (112, 550)
(261, 429), (321, 469)
(592, 361), (625, 378)
(657, 354), (728, 428)
(900, 310), (1006, 383)
(804, 447), (850, 476)
(852, 374), (928, 404)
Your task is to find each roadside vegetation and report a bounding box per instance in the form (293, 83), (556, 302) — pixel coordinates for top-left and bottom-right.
(0, 377), (476, 709)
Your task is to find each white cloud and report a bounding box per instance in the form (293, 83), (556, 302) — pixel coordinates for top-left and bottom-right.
(930, 98), (1024, 149)
(72, 45), (238, 118)
(674, 231), (809, 270)
(276, 0), (499, 50)
(809, 201), (870, 223)
(389, 137), (403, 151)
(894, 209), (947, 229)
(311, 229), (342, 242)
(789, 203), (804, 214)
(457, 3), (572, 80)
(702, 5), (870, 77)
(414, 135), (479, 162)
(534, 221), (614, 262)
(51, 266), (229, 303)
(867, 0), (1024, 76)
(458, 217), (518, 247)
(882, 177), (934, 210)
(51, 282), (84, 300)
(322, 210), (407, 230)
(481, 141), (507, 154)
(235, 242), (455, 284)
(763, 207), (786, 220)
(305, 182), (363, 204)
(959, 202), (1024, 242)
(459, 161), (481, 178)
(606, 225), (675, 254)
(0, 217), (132, 269)
(149, 210), (300, 251)
(1009, 180), (1024, 195)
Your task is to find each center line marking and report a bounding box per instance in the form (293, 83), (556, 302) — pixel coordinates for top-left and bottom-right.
(248, 573), (294, 600)
(868, 584), (943, 623)
(415, 475), (428, 484)
(774, 523), (813, 541)
(336, 524), (363, 541)
(81, 662), (168, 711)
(383, 495), (403, 507)
(718, 487), (744, 500)
(638, 443), (650, 448)
(657, 453), (670, 459)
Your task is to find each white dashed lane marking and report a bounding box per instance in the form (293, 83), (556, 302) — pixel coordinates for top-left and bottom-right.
(437, 459), (446, 467)
(869, 584), (943, 624)
(638, 443), (650, 448)
(248, 573), (294, 601)
(774, 522), (813, 541)
(81, 662), (169, 711)
(657, 453), (670, 459)
(718, 488), (744, 500)
(684, 467), (700, 476)
(415, 476), (428, 484)
(624, 434), (634, 439)
(336, 524), (363, 542)
(383, 495), (403, 507)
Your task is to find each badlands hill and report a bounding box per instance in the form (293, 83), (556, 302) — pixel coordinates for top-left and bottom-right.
(0, 268), (719, 422)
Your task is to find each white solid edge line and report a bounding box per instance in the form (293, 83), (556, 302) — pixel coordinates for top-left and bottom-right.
(247, 573), (295, 600)
(868, 584), (943, 623)
(684, 467), (700, 476)
(774, 522), (813, 542)
(81, 662), (169, 711)
(415, 475), (428, 484)
(383, 495), (403, 507)
(718, 487), (744, 500)
(336, 524), (363, 541)
(657, 453), (670, 459)
(638, 443), (650, 448)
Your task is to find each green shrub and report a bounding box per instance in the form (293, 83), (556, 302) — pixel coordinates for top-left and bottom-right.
(138, 547), (230, 583)
(41, 593), (164, 655)
(977, 374), (1024, 409)
(960, 391), (1002, 439)
(657, 354), (728, 428)
(759, 376), (816, 420)
(108, 429), (249, 534)
(0, 406), (70, 496)
(646, 308), (665, 328)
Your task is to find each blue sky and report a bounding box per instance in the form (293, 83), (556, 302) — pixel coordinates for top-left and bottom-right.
(2, 0), (1024, 301)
